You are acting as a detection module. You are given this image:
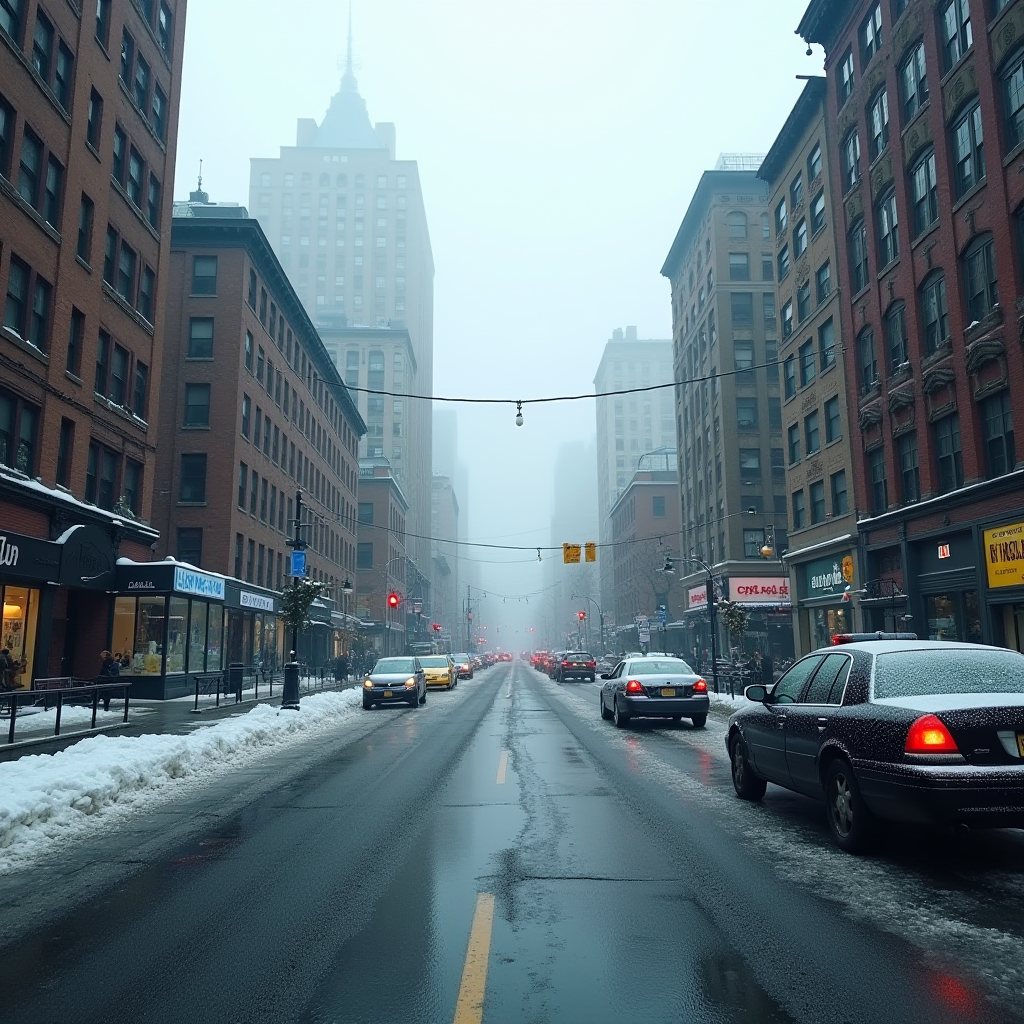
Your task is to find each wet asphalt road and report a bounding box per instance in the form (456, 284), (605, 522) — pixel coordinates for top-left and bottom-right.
(2, 660), (1023, 1023)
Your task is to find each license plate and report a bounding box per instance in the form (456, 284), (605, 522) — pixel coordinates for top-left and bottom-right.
(660, 688), (676, 697)
(1017, 733), (1024, 757)
(384, 690), (393, 698)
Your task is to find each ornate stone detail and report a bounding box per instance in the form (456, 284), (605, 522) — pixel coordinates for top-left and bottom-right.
(845, 190), (864, 226)
(801, 391), (818, 413)
(964, 304), (1004, 345)
(870, 152), (895, 201)
(864, 58), (890, 100)
(892, 9), (923, 61)
(992, 4), (1024, 69)
(965, 336), (1005, 375)
(888, 384), (916, 414)
(860, 405), (883, 431)
(903, 112), (933, 164)
(942, 60), (978, 123)
(922, 366), (956, 394)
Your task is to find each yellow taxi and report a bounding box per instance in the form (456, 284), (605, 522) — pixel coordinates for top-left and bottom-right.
(420, 654), (457, 690)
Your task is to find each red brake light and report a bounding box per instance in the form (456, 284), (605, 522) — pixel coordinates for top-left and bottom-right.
(625, 679), (644, 693)
(831, 634), (853, 645)
(562, 660), (571, 667)
(905, 714), (959, 755)
(693, 678), (707, 693)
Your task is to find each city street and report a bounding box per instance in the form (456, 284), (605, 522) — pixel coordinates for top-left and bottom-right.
(2, 659), (1023, 1024)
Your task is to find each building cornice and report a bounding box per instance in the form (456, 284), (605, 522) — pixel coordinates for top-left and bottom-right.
(758, 78), (827, 185)
(797, 0), (856, 51)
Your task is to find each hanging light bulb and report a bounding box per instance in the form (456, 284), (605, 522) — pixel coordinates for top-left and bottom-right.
(515, 400), (524, 427)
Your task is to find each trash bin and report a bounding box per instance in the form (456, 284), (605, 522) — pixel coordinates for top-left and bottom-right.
(227, 662), (244, 703)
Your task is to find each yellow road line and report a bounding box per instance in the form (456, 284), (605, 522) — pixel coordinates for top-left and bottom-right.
(453, 892), (496, 1024)
(495, 749), (509, 785)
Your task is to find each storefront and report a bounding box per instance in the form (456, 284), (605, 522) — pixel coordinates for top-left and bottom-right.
(908, 530), (982, 644)
(983, 519), (1024, 653)
(726, 576), (794, 662)
(225, 583), (281, 673)
(795, 553), (857, 651)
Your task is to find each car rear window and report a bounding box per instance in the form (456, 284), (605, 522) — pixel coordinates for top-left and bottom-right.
(420, 657), (449, 668)
(873, 649), (1024, 699)
(627, 659), (693, 675)
(374, 658), (415, 673)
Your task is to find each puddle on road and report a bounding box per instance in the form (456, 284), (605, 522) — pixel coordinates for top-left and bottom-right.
(700, 949), (796, 1023)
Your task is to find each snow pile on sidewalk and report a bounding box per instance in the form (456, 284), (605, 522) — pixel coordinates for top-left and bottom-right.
(0, 689), (362, 874)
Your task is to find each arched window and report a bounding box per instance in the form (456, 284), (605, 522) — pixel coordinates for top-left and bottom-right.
(857, 326), (878, 392)
(899, 40), (929, 122)
(919, 271), (949, 353)
(962, 232), (999, 321)
(867, 87), (890, 159)
(848, 218), (869, 291)
(909, 148), (938, 235)
(319, 173), (330, 187)
(884, 301), (908, 371)
(842, 129), (861, 191)
(761, 212), (770, 239)
(1001, 47), (1024, 151)
(727, 211), (748, 239)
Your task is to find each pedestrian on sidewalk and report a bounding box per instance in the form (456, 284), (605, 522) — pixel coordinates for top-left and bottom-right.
(334, 652), (349, 685)
(97, 650), (119, 711)
(0, 648), (14, 691)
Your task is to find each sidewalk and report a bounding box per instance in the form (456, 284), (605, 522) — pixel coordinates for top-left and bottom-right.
(0, 674), (355, 762)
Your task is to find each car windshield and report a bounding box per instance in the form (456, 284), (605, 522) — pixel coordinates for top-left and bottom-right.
(626, 659), (693, 675)
(873, 649), (1024, 698)
(373, 658), (415, 674)
(420, 657), (449, 668)
(453, 654), (470, 662)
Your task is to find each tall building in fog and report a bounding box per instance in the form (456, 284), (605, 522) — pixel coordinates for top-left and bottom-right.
(593, 327), (674, 627)
(248, 26), (434, 615)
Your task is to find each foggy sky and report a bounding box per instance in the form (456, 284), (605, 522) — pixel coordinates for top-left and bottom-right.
(174, 0), (820, 641)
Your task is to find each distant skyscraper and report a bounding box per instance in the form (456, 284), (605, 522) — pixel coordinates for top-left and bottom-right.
(248, 20), (434, 614)
(593, 327), (674, 623)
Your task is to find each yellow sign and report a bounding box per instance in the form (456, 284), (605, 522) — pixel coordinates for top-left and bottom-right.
(984, 521), (1024, 588)
(563, 543), (581, 564)
(842, 556), (854, 583)
(585, 542), (597, 563)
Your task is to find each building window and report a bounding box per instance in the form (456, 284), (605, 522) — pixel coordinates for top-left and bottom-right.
(952, 102), (985, 197)
(743, 529), (766, 558)
(56, 417), (74, 486)
(899, 42), (928, 124)
(919, 272), (950, 354)
(797, 281), (811, 322)
(860, 3), (882, 66)
(737, 397), (758, 429)
(177, 528), (202, 568)
(246, 540), (254, 583)
(247, 269), (257, 309)
(810, 192), (825, 235)
(791, 172), (804, 209)
(734, 340), (754, 383)
(184, 383), (210, 427)
(934, 413), (964, 493)
(799, 340), (816, 387)
(849, 218), (869, 292)
(116, 241), (136, 303)
(94, 329), (109, 394)
(792, 489), (806, 529)
(857, 327), (878, 391)
(189, 255), (217, 295)
(809, 480), (827, 524)
(739, 448), (761, 481)
(179, 454), (207, 503)
(731, 292), (753, 324)
(839, 47), (855, 104)
(652, 495), (666, 518)
(964, 233), (1000, 322)
(238, 462), (248, 509)
(819, 318), (836, 370)
(357, 542), (373, 569)
(85, 442), (118, 510)
(981, 391), (1015, 478)
(761, 256), (774, 282)
(187, 317), (213, 359)
(0, 391), (39, 474)
(778, 244), (791, 281)
(815, 260), (831, 303)
(877, 189), (899, 266)
(808, 142), (822, 182)
(794, 219), (808, 258)
(940, 0), (972, 71)
(726, 211), (747, 238)
(784, 355), (796, 399)
(868, 89), (890, 160)
(728, 253), (750, 280)
(108, 343), (128, 405)
(244, 330), (254, 373)
(1003, 48), (1024, 152)
(788, 422), (801, 465)
(249, 471), (258, 516)
(840, 132), (860, 199)
(77, 195), (94, 262)
(241, 394), (251, 438)
(66, 307), (83, 376)
(805, 410), (820, 454)
(781, 298), (793, 339)
(775, 197), (788, 234)
(885, 302), (909, 371)
(910, 149), (938, 236)
(867, 447), (888, 512)
(898, 433), (921, 502)
(831, 470), (848, 515)
(825, 395), (841, 443)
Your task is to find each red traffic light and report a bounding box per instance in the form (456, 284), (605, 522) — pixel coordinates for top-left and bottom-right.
(577, 610), (586, 620)
(431, 622), (441, 632)
(387, 592), (400, 609)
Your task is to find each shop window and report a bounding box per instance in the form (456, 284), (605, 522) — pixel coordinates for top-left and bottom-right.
(166, 595), (187, 673)
(207, 606), (223, 671)
(134, 595), (166, 674)
(1, 586), (37, 687)
(187, 598), (207, 672)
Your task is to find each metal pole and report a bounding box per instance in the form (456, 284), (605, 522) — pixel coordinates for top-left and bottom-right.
(708, 569), (720, 695)
(282, 490), (303, 709)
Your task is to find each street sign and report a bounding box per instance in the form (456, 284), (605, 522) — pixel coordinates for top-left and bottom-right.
(290, 549), (306, 577)
(657, 605), (667, 625)
(638, 624), (651, 644)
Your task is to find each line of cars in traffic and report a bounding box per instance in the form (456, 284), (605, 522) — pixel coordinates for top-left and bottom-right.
(361, 650), (513, 709)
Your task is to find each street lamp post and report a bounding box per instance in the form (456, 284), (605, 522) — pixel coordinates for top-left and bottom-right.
(660, 553), (720, 695)
(572, 594), (605, 654)
(340, 575), (353, 672)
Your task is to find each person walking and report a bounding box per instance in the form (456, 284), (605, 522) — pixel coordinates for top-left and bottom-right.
(98, 650), (119, 711)
(334, 652), (349, 685)
(0, 648), (14, 692)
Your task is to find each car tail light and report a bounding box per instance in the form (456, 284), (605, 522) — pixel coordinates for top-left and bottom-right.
(693, 679), (707, 693)
(587, 661), (596, 668)
(905, 714), (959, 755)
(562, 660), (571, 668)
(831, 634), (853, 645)
(625, 679), (644, 694)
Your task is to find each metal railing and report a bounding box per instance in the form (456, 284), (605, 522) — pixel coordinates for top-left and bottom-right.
(190, 661), (355, 713)
(1, 678), (131, 744)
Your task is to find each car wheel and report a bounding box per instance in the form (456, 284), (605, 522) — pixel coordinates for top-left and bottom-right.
(600, 695), (612, 720)
(420, 688), (427, 704)
(730, 734), (767, 801)
(362, 699), (373, 710)
(613, 698), (630, 729)
(409, 694), (419, 708)
(690, 714), (707, 729)
(824, 759), (877, 854)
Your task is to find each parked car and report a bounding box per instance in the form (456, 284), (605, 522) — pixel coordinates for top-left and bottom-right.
(600, 656), (708, 729)
(548, 652), (567, 679)
(419, 654), (456, 690)
(362, 656), (427, 709)
(555, 651), (597, 682)
(726, 638), (1024, 853)
(452, 653), (474, 679)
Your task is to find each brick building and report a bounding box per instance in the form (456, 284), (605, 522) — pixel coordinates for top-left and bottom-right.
(661, 164), (795, 663)
(356, 459), (408, 655)
(759, 78), (864, 653)
(154, 199), (365, 673)
(0, 0), (186, 682)
(799, 0), (1024, 650)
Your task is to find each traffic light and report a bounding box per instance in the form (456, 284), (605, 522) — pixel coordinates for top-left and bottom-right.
(577, 610), (586, 621)
(387, 592), (400, 609)
(431, 622), (442, 632)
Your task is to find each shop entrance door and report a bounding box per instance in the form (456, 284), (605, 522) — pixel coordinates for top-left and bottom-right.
(924, 590), (983, 643)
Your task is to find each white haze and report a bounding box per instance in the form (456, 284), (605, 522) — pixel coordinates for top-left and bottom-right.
(174, 0), (819, 642)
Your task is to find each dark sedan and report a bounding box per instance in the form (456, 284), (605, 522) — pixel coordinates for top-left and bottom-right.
(555, 651), (597, 682)
(600, 656), (709, 729)
(726, 638), (1024, 853)
(362, 657), (427, 709)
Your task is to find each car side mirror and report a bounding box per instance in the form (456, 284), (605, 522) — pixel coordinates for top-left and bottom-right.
(600, 673), (610, 680)
(744, 684), (767, 703)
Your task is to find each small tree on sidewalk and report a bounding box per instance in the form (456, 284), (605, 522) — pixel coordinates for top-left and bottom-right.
(717, 600), (748, 659)
(280, 578), (325, 657)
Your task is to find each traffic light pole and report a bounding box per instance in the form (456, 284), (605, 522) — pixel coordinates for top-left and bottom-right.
(283, 489), (305, 710)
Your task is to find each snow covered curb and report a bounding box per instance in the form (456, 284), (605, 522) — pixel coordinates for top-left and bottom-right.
(0, 689), (363, 874)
